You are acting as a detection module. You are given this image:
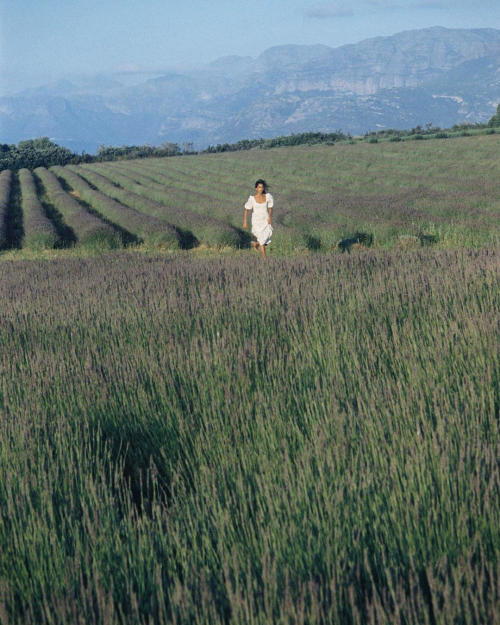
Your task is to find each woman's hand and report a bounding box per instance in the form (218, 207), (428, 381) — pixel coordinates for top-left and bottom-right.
(243, 221), (248, 229)
(267, 216), (272, 225)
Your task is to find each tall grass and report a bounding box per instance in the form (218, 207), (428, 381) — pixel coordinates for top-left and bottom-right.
(1, 248), (499, 622)
(18, 168), (59, 250)
(34, 167), (122, 251)
(53, 166), (181, 250)
(0, 169), (12, 249)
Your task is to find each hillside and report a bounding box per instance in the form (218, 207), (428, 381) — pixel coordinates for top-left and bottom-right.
(1, 27), (499, 152)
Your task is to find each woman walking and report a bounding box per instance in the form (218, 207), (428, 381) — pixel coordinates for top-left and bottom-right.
(243, 179), (274, 260)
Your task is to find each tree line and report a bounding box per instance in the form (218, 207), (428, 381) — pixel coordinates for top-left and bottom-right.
(0, 139), (196, 173)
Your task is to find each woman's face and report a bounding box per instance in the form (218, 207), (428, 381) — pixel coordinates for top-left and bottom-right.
(256, 183), (265, 194)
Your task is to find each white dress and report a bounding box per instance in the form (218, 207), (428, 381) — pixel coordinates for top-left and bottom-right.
(244, 193), (274, 246)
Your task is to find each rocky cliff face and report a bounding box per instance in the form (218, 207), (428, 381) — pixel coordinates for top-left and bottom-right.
(2, 27), (499, 152)
(274, 27), (500, 95)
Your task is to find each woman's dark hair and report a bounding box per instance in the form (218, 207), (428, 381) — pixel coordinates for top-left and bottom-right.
(255, 179), (270, 193)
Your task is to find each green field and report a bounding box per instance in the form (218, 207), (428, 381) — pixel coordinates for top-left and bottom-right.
(1, 136), (500, 622)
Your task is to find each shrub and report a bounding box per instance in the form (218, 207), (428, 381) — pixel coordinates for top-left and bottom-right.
(434, 132), (449, 139)
(396, 234), (420, 248)
(487, 103), (500, 127)
(337, 231), (373, 252)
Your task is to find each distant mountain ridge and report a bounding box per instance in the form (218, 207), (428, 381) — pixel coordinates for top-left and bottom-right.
(1, 27), (499, 153)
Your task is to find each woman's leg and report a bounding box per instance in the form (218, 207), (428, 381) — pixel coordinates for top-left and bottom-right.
(251, 241), (259, 251)
(260, 243), (266, 259)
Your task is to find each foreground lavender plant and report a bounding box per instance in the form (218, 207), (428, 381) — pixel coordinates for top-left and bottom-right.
(0, 247), (499, 622)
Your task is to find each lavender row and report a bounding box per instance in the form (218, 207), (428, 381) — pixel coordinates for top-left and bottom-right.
(82, 163), (242, 248)
(18, 169), (60, 250)
(34, 167), (122, 250)
(53, 166), (181, 250)
(0, 170), (12, 249)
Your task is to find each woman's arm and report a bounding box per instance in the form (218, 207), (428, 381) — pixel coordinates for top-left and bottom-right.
(243, 196), (253, 227)
(267, 194), (273, 224)
(243, 208), (251, 228)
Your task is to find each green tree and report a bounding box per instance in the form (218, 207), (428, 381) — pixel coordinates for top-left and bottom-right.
(487, 104), (500, 127)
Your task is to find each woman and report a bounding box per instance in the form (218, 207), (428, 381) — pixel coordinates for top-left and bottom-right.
(242, 179), (274, 259)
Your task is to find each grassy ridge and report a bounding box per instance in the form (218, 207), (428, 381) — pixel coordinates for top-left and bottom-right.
(1, 249), (499, 621)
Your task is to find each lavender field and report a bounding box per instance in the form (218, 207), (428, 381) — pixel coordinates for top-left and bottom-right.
(1, 248), (500, 622)
(0, 133), (500, 256)
(1, 136), (500, 622)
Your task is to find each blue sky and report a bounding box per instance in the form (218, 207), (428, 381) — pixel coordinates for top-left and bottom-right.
(1, 0), (499, 94)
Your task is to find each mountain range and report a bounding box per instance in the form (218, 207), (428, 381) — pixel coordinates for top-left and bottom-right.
(1, 26), (499, 153)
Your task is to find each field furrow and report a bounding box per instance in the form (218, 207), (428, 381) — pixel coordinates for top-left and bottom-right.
(125, 159), (322, 232)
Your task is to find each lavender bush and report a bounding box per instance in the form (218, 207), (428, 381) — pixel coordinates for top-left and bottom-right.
(18, 168), (59, 250)
(0, 169), (12, 249)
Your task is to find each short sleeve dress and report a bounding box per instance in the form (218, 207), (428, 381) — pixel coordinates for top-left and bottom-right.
(244, 193), (274, 246)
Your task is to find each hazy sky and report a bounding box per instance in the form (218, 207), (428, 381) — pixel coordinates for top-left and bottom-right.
(1, 0), (499, 94)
